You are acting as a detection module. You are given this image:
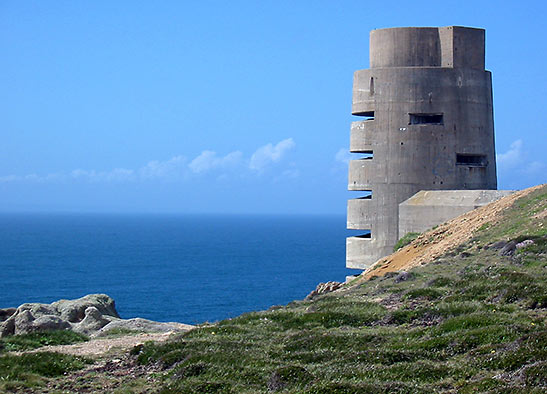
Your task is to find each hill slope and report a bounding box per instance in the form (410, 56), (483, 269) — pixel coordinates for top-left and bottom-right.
(360, 184), (544, 280)
(131, 184), (547, 393)
(2, 184), (546, 393)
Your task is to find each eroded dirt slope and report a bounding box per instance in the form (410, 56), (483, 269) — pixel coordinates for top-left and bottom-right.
(358, 184), (546, 281)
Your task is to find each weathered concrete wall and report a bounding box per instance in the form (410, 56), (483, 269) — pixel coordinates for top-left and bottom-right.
(347, 26), (497, 269)
(399, 190), (514, 237)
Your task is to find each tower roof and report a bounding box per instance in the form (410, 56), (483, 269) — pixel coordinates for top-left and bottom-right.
(369, 26), (485, 70)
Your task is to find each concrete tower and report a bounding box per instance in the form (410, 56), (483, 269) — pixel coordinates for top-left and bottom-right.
(346, 26), (497, 269)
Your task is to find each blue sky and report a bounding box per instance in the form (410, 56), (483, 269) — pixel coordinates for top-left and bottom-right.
(0, 1), (545, 214)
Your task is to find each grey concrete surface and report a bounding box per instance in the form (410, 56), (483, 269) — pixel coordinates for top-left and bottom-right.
(398, 190), (514, 237)
(346, 26), (497, 269)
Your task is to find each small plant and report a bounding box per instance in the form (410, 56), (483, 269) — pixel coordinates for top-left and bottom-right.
(477, 222), (491, 232)
(393, 232), (420, 252)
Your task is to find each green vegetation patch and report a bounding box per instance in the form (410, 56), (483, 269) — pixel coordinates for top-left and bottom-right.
(403, 287), (445, 300)
(0, 352), (91, 391)
(0, 330), (88, 353)
(393, 232), (421, 252)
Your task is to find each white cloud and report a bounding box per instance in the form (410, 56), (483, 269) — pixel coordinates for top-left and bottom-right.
(496, 139), (522, 169)
(139, 155), (187, 180)
(335, 148), (351, 165)
(0, 173), (66, 183)
(496, 139), (546, 189)
(496, 139), (546, 174)
(188, 150), (243, 174)
(0, 138), (299, 184)
(70, 168), (135, 182)
(70, 169), (90, 179)
(103, 168), (135, 182)
(249, 138), (295, 171)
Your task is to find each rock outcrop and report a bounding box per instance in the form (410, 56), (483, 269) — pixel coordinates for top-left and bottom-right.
(0, 294), (192, 338)
(305, 281), (343, 300)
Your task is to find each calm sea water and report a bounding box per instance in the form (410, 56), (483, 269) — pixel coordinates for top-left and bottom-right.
(0, 214), (359, 324)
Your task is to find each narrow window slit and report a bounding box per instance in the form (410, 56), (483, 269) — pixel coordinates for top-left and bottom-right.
(357, 190), (372, 199)
(355, 150), (373, 160)
(456, 154), (487, 167)
(354, 111), (374, 121)
(356, 231), (372, 239)
(409, 113), (444, 125)
(350, 190), (372, 199)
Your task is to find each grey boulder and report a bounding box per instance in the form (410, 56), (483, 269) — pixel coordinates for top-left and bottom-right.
(95, 317), (191, 337)
(0, 294), (192, 338)
(52, 294), (119, 323)
(73, 306), (112, 335)
(20, 316), (71, 335)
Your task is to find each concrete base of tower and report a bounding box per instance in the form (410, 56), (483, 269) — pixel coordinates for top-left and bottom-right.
(346, 236), (393, 269)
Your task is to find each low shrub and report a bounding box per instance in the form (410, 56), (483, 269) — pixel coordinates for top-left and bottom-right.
(393, 232), (420, 252)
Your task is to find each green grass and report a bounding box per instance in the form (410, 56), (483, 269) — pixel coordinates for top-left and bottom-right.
(0, 331), (91, 391)
(0, 330), (88, 353)
(0, 352), (91, 391)
(393, 232), (421, 252)
(134, 185), (547, 393)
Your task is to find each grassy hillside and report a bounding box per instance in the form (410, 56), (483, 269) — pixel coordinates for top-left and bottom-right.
(136, 185), (546, 393)
(1, 184), (545, 393)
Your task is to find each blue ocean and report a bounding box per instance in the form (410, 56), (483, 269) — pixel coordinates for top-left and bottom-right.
(0, 214), (359, 325)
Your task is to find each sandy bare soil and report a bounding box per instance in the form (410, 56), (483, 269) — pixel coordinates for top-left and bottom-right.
(356, 184), (544, 281)
(19, 331), (180, 357)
